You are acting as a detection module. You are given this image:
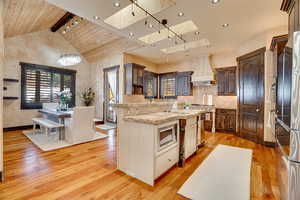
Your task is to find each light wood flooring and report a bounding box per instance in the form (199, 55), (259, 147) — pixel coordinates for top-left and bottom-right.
(0, 129), (280, 200)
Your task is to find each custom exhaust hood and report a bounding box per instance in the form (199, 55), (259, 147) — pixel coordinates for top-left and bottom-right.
(191, 56), (216, 86)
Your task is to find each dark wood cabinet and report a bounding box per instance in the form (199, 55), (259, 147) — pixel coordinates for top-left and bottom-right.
(216, 67), (236, 96)
(124, 63), (145, 95)
(281, 0), (300, 44)
(216, 109), (236, 133)
(143, 71), (158, 98)
(270, 34), (291, 127)
(176, 71), (193, 96)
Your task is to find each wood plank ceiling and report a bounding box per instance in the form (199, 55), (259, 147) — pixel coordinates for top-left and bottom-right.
(3, 0), (66, 38)
(59, 19), (121, 54)
(2, 0), (142, 63)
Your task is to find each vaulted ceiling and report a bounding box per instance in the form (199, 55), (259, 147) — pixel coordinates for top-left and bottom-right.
(3, 0), (66, 38)
(59, 19), (121, 54)
(2, 0), (135, 63)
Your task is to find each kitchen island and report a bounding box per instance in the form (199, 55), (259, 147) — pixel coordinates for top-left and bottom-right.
(113, 102), (215, 186)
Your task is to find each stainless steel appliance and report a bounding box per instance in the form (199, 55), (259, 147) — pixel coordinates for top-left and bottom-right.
(157, 122), (178, 152)
(275, 31), (300, 200)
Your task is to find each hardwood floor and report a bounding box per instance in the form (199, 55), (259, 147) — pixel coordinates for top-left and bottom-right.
(0, 129), (280, 200)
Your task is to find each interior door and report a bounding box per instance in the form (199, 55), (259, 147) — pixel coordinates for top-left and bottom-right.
(237, 48), (265, 143)
(103, 66), (119, 124)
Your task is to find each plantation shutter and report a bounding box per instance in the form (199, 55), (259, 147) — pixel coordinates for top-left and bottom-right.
(21, 62), (76, 109)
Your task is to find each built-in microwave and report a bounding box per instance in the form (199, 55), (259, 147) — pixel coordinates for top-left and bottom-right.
(157, 121), (178, 152)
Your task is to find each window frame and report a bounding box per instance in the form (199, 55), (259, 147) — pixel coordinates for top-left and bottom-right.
(20, 62), (76, 110)
(159, 72), (177, 99)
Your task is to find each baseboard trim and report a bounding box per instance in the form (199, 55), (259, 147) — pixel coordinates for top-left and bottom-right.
(264, 141), (276, 148)
(4, 125), (34, 132)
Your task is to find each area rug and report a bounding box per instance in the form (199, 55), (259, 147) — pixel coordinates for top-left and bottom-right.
(23, 130), (108, 151)
(178, 144), (252, 200)
(96, 123), (116, 130)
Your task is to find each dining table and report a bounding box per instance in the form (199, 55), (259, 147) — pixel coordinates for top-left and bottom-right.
(38, 109), (73, 140)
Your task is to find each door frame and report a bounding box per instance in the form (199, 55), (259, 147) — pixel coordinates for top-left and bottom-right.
(103, 65), (120, 124)
(237, 47), (266, 144)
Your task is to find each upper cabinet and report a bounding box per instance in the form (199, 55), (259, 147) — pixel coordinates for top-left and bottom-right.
(281, 0), (300, 45)
(124, 63), (145, 95)
(176, 71), (193, 96)
(143, 71), (158, 99)
(123, 63), (193, 98)
(216, 67), (236, 96)
(159, 72), (177, 99)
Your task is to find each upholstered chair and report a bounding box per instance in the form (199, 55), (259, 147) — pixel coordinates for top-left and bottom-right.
(64, 106), (95, 144)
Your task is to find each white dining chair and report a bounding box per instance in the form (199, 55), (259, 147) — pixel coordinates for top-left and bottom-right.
(64, 106), (95, 144)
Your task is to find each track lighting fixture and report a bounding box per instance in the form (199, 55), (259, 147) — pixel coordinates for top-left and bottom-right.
(128, 0), (186, 44)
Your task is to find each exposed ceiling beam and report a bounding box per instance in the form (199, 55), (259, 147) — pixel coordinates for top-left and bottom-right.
(51, 12), (75, 32)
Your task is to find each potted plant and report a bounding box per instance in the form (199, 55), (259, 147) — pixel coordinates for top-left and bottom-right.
(80, 88), (95, 106)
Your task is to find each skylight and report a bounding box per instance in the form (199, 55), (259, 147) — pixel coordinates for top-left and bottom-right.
(139, 20), (198, 44)
(104, 0), (175, 29)
(161, 39), (210, 54)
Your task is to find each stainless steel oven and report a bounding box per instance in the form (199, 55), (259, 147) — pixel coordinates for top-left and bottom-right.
(157, 122), (178, 152)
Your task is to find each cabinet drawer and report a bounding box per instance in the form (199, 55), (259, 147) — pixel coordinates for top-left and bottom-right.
(155, 146), (179, 179)
(216, 109), (236, 115)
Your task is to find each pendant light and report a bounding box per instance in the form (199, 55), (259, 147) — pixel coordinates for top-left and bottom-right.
(57, 54), (82, 66)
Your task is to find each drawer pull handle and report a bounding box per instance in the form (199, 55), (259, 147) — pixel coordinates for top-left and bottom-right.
(168, 159), (172, 162)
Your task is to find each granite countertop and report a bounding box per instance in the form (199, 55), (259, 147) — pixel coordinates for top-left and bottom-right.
(123, 110), (207, 125)
(112, 102), (184, 108)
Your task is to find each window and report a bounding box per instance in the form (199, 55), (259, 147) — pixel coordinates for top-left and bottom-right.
(21, 62), (76, 109)
(159, 72), (176, 99)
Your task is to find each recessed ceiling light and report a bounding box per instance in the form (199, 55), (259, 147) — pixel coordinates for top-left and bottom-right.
(195, 31), (200, 35)
(211, 0), (220, 4)
(93, 16), (100, 20)
(113, 2), (120, 7)
(222, 23), (229, 27)
(178, 12), (184, 17)
(129, 32), (134, 37)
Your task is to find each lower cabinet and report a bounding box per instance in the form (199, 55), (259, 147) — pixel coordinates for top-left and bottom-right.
(184, 118), (197, 159)
(178, 117), (198, 166)
(216, 109), (236, 133)
(155, 145), (179, 179)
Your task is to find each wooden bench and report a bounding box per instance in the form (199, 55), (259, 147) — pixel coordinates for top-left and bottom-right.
(32, 118), (64, 137)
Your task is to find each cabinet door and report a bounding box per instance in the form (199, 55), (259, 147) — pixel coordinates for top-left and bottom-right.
(184, 125), (197, 158)
(217, 70), (226, 95)
(176, 72), (193, 96)
(216, 114), (225, 130)
(227, 69), (236, 95)
(225, 115), (236, 132)
(143, 71), (158, 98)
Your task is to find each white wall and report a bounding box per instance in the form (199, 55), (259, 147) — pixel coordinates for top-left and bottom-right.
(3, 30), (91, 128)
